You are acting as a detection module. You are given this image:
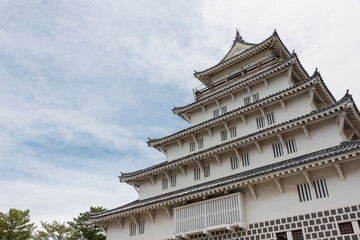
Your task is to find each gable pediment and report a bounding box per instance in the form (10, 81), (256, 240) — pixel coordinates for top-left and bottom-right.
(223, 41), (253, 62)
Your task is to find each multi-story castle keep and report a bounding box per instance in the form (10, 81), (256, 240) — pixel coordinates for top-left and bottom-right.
(89, 30), (360, 240)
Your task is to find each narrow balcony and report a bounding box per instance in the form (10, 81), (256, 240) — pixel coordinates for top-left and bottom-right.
(173, 193), (247, 239)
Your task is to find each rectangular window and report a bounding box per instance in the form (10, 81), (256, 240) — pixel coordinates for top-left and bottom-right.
(292, 230), (304, 240)
(221, 106), (227, 115)
(267, 112), (276, 125)
(244, 96), (251, 106)
(189, 141), (196, 152)
(338, 222), (354, 234)
(276, 232), (287, 240)
(252, 93), (260, 102)
(314, 179), (329, 199)
(286, 138), (297, 154)
(272, 142), (284, 158)
(230, 156), (239, 170)
(221, 130), (227, 141)
(171, 175), (177, 187)
(230, 126), (237, 138)
(256, 116), (265, 129)
(197, 138), (204, 149)
(130, 222), (136, 236)
(204, 165), (210, 178)
(139, 221), (145, 235)
(297, 182), (312, 202)
(241, 153), (250, 167)
(213, 109), (219, 118)
(194, 168), (201, 181)
(162, 178), (168, 190)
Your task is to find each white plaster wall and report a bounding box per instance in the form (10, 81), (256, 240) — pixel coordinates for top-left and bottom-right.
(108, 159), (360, 240)
(244, 159), (360, 223)
(139, 120), (344, 200)
(106, 208), (173, 240)
(166, 91), (315, 162)
(211, 51), (272, 87)
(189, 71), (293, 126)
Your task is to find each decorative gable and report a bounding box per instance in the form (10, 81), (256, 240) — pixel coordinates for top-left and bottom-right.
(222, 40), (253, 62)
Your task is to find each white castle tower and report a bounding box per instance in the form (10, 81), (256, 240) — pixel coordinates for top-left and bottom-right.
(89, 30), (360, 240)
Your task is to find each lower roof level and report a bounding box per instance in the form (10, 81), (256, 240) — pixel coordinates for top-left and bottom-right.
(89, 140), (360, 224)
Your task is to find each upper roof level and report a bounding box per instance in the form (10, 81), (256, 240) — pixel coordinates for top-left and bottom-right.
(192, 30), (292, 97)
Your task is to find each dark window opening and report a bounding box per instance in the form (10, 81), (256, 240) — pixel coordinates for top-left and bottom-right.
(276, 232), (287, 240)
(338, 222), (354, 234)
(292, 230), (304, 240)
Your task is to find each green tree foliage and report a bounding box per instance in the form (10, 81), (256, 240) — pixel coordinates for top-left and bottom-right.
(34, 221), (75, 240)
(68, 206), (107, 240)
(0, 208), (36, 240)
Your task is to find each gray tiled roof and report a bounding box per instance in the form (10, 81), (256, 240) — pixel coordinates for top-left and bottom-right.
(149, 73), (334, 145)
(194, 30), (290, 76)
(127, 93), (351, 179)
(173, 54), (307, 113)
(89, 140), (360, 220)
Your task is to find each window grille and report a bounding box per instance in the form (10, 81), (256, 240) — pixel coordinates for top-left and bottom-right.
(244, 96), (251, 106)
(272, 142), (284, 158)
(256, 116), (265, 129)
(194, 168), (201, 181)
(314, 179), (329, 199)
(230, 126), (237, 138)
(286, 138), (297, 154)
(189, 141), (196, 152)
(297, 182), (312, 202)
(171, 175), (177, 187)
(230, 156), (239, 170)
(221, 130), (227, 141)
(267, 112), (276, 125)
(130, 222), (136, 236)
(252, 93), (260, 102)
(204, 165), (210, 178)
(139, 221), (145, 235)
(213, 109), (219, 118)
(276, 232), (287, 240)
(197, 138), (204, 149)
(221, 106), (227, 115)
(292, 230), (304, 240)
(338, 222), (354, 234)
(241, 153), (250, 167)
(162, 178), (168, 190)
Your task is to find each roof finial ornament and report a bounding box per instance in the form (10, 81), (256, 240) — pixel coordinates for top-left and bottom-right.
(234, 28), (244, 43)
(311, 67), (320, 78)
(273, 29), (278, 36)
(346, 89), (349, 94)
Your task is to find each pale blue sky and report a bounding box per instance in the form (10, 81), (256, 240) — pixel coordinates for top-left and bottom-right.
(0, 0), (359, 225)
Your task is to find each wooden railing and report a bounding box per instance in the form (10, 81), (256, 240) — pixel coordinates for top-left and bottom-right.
(174, 193), (246, 235)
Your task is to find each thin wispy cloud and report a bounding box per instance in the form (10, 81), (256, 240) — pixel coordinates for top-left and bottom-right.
(0, 0), (359, 226)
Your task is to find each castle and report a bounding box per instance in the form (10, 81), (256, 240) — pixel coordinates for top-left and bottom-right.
(89, 30), (360, 240)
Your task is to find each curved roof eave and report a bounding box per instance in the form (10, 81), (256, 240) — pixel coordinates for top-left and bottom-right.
(194, 30), (291, 86)
(129, 93), (354, 180)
